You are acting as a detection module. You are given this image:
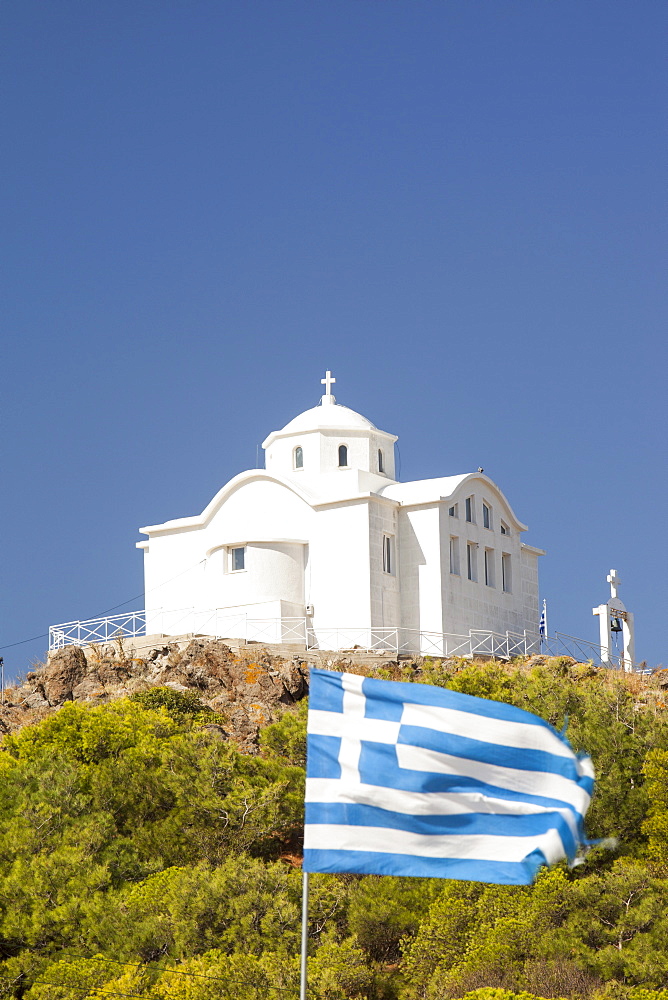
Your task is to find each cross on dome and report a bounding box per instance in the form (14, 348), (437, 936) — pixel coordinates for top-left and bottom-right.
(607, 569), (621, 600)
(321, 369), (336, 405)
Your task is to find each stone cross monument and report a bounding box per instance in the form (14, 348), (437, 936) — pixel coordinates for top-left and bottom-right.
(593, 569), (635, 670)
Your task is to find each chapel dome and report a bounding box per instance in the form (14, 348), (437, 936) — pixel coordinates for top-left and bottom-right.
(277, 401), (378, 436)
(262, 372), (398, 480)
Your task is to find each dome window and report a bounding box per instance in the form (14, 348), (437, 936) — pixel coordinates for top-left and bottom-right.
(338, 444), (348, 467)
(378, 448), (384, 473)
(294, 446), (303, 470)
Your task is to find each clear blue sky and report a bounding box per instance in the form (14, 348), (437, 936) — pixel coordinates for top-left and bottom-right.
(2, 1), (666, 680)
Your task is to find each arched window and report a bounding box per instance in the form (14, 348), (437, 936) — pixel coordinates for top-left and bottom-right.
(294, 446), (303, 469)
(378, 448), (384, 473)
(338, 444), (348, 467)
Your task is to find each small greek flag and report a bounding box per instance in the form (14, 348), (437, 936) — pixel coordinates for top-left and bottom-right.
(539, 600), (547, 641)
(304, 669), (594, 885)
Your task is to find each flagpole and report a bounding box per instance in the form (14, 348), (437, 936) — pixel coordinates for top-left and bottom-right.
(299, 869), (309, 1000)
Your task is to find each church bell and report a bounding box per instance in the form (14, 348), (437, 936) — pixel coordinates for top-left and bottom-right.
(610, 617), (623, 633)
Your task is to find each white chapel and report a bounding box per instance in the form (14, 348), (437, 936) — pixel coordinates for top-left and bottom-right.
(137, 373), (544, 653)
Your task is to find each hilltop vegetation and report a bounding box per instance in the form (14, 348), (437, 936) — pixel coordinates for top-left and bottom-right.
(1, 655), (668, 1000)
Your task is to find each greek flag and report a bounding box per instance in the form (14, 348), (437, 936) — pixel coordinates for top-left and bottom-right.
(304, 668), (594, 885)
(539, 600), (547, 641)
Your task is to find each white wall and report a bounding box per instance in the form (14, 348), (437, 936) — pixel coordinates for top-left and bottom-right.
(203, 477), (314, 543)
(398, 505), (443, 635)
(369, 498), (400, 627)
(265, 428), (396, 478)
(519, 546), (541, 636)
(143, 477), (314, 635)
(143, 530), (208, 634)
(437, 484), (539, 637)
(206, 541), (305, 608)
(308, 500), (372, 631)
(266, 430), (320, 476)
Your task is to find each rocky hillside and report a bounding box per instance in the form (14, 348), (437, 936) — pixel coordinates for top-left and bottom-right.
(3, 643), (668, 999)
(1, 636), (421, 748)
(4, 637), (665, 751)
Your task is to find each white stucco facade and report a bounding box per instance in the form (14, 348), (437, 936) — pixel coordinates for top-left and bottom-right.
(137, 377), (544, 651)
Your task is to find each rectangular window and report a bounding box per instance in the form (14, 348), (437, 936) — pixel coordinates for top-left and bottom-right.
(465, 496), (474, 523)
(482, 502), (491, 529)
(449, 503), (458, 518)
(467, 542), (477, 581)
(500, 521), (509, 536)
(382, 535), (394, 575)
(230, 546), (246, 572)
(502, 552), (512, 593)
(449, 536), (460, 575)
(484, 548), (495, 587)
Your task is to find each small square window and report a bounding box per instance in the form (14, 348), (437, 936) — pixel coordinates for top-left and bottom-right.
(382, 535), (394, 575)
(449, 504), (458, 517)
(230, 546), (245, 572)
(465, 497), (474, 523)
(500, 521), (509, 536)
(482, 503), (491, 530)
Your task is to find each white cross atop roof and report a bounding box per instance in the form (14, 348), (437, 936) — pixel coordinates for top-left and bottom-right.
(321, 369), (336, 403)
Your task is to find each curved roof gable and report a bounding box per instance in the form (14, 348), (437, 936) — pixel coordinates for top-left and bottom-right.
(379, 473), (529, 531)
(138, 471), (318, 537)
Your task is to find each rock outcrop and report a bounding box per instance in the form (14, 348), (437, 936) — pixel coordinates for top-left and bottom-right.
(2, 641), (594, 750)
(1, 638), (331, 747)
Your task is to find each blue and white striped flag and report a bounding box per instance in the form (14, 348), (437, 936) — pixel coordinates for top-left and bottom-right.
(304, 668), (594, 885)
(539, 600), (547, 642)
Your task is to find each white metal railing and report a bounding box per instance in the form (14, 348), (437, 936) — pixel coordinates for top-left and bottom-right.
(48, 609), (637, 670)
(541, 630), (631, 670)
(49, 611), (147, 650)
